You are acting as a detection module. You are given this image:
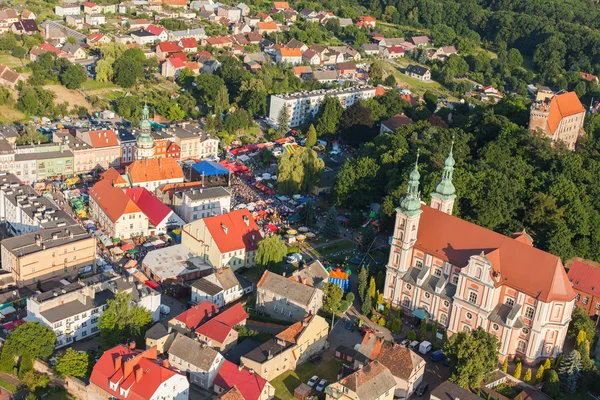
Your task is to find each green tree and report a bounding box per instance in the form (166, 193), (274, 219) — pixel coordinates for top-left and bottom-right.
(60, 64), (87, 89)
(340, 291), (355, 312)
(277, 107), (289, 137)
(223, 109), (252, 133)
(444, 327), (500, 389)
(513, 362), (522, 380)
(167, 104), (185, 121)
(11, 45), (26, 58)
(535, 365), (546, 384)
(407, 330), (417, 341)
(315, 96), (343, 136)
(368, 276), (376, 301)
(214, 85), (230, 116)
(431, 24), (456, 46)
(576, 330), (587, 347)
(305, 124), (317, 148)
(578, 339), (594, 371)
(543, 370), (560, 398)
(361, 290), (371, 315)
(299, 200), (317, 226)
(55, 348), (88, 378)
(0, 322), (56, 374)
(256, 235), (288, 274)
(99, 292), (152, 350)
(21, 371), (50, 392)
(384, 75), (396, 87)
(359, 225), (376, 252)
(322, 206), (340, 238)
(568, 307), (596, 341)
(277, 148), (324, 195)
(113, 56), (144, 88)
(501, 357), (508, 373)
(524, 368), (532, 383)
(358, 266), (368, 302)
(558, 350), (582, 393)
(95, 59), (114, 82)
(369, 61), (385, 83)
(323, 282), (344, 313)
(419, 318), (428, 340)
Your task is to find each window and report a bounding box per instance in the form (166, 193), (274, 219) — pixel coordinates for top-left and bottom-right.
(81, 330), (87, 337)
(81, 321), (87, 327)
(468, 292), (477, 304)
(452, 275), (459, 285)
(415, 259), (423, 268)
(492, 323), (499, 330)
(434, 268), (442, 277)
(516, 340), (526, 353)
(466, 312), (472, 320)
(583, 296), (589, 305)
(443, 300), (450, 307)
(440, 313), (448, 326)
(402, 297), (411, 307)
(406, 284), (412, 290)
(424, 292), (431, 299)
(596, 302), (600, 310)
(462, 325), (471, 333)
(525, 307), (535, 319)
(505, 297), (515, 306)
(522, 328), (530, 335)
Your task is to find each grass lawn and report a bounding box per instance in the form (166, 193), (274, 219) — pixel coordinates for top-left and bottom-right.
(0, 377), (17, 392)
(521, 54), (536, 74)
(0, 105), (25, 124)
(0, 53), (26, 69)
(313, 239), (357, 257)
(81, 80), (118, 90)
(564, 391), (595, 400)
(383, 61), (452, 98)
(271, 358), (343, 400)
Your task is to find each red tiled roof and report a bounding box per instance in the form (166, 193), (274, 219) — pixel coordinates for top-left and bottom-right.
(87, 129), (120, 148)
(89, 180), (143, 223)
(163, 0), (187, 5)
(257, 21), (277, 31)
(90, 345), (178, 400)
(100, 167), (127, 186)
(279, 47), (301, 57)
(202, 209), (262, 253)
(158, 41), (183, 53)
(275, 316), (311, 343)
(125, 187), (172, 227)
(387, 46), (404, 54)
(580, 72), (598, 81)
(145, 24), (164, 36)
(213, 303), (248, 327)
(196, 319), (233, 343)
(217, 386), (246, 400)
(168, 57), (186, 68)
(547, 91), (586, 134)
(273, 1), (289, 8)
(87, 32), (104, 42)
(84, 2), (98, 7)
(568, 260), (600, 297)
(414, 206), (575, 302)
(180, 37), (197, 48)
(382, 113), (413, 130)
(214, 360), (268, 400)
(40, 43), (61, 55)
(173, 301), (218, 330)
(126, 158), (184, 184)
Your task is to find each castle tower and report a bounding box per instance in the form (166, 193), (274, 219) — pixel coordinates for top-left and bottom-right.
(430, 141), (456, 215)
(384, 153), (423, 304)
(135, 103), (155, 160)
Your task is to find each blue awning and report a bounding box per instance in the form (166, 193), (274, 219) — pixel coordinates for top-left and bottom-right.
(412, 308), (430, 320)
(192, 161), (230, 176)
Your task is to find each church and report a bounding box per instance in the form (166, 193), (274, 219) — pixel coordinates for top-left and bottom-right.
(384, 145), (575, 364)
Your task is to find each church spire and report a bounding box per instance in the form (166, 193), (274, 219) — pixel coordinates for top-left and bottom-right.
(430, 140), (457, 214)
(399, 151), (422, 216)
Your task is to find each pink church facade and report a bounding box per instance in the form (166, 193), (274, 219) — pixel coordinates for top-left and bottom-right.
(384, 148), (576, 364)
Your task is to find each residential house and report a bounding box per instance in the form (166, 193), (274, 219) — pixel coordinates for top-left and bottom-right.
(128, 18), (152, 30)
(88, 180), (149, 238)
(405, 65), (430, 81)
(162, 56), (200, 78)
(232, 22), (251, 34)
(87, 32), (110, 46)
(85, 13), (106, 26)
(529, 91), (586, 150)
(273, 1), (289, 10)
(243, 53), (267, 64)
(431, 380), (482, 400)
(145, 322), (176, 354)
(179, 37), (198, 52)
(163, 0), (188, 7)
(580, 72), (599, 84)
(166, 123), (219, 160)
(156, 41), (184, 58)
(322, 50), (344, 65)
(76, 129), (121, 170)
(125, 157), (184, 189)
(325, 361), (396, 400)
(169, 28), (207, 42)
(66, 15), (84, 29)
(168, 334), (225, 389)
(256, 21), (277, 34)
(182, 209), (262, 270)
(361, 43), (381, 56)
(53, 131), (95, 173)
(125, 187), (184, 235)
(299, 9), (317, 20)
(286, 38), (308, 52)
(429, 46), (457, 62)
(240, 315), (329, 381)
(205, 36), (233, 48)
(21, 10), (36, 20)
(289, 260), (329, 287)
(196, 303), (249, 351)
(90, 345), (189, 399)
(256, 270), (324, 322)
(172, 185), (232, 223)
(338, 17), (353, 27)
(99, 167), (128, 188)
(61, 43), (86, 60)
(354, 333), (425, 398)
(169, 301), (219, 334)
(302, 49), (320, 65)
(479, 85), (503, 102)
(356, 15), (376, 28)
(292, 65), (312, 79)
(213, 360), (275, 400)
(567, 259), (600, 317)
(166, 142), (181, 160)
(191, 267), (243, 307)
(379, 37), (405, 48)
(98, 4), (117, 13)
(218, 5), (242, 22)
(83, 2), (100, 13)
(55, 5), (81, 16)
(130, 29), (157, 45)
(380, 113), (413, 133)
(382, 46), (404, 59)
(146, 24), (168, 41)
(410, 35), (430, 47)
(328, 45), (361, 61)
(11, 19), (38, 34)
(335, 62), (357, 76)
(237, 3), (250, 16)
(0, 64), (24, 89)
(142, 244), (211, 284)
(276, 48), (302, 65)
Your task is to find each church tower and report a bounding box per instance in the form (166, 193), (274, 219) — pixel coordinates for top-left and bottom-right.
(135, 103), (155, 160)
(430, 142), (456, 215)
(384, 153), (423, 304)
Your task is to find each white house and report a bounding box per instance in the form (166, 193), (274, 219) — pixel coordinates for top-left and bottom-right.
(191, 268), (243, 307)
(173, 186), (232, 223)
(125, 187), (185, 235)
(168, 333), (225, 389)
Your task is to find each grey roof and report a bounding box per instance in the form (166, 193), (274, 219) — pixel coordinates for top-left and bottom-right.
(312, 70), (338, 81)
(291, 260), (329, 288)
(61, 43), (82, 55)
(488, 303), (524, 328)
(0, 138), (13, 153)
(0, 125), (18, 138)
(361, 44), (380, 51)
(14, 149), (74, 161)
(168, 333), (219, 370)
(53, 131), (92, 151)
(242, 337), (294, 363)
(341, 361), (397, 400)
(406, 64), (429, 76)
(40, 20), (87, 42)
(170, 28), (206, 38)
(1, 225), (89, 257)
(215, 268), (240, 291)
(180, 186), (231, 202)
(258, 271), (318, 306)
(145, 322), (170, 340)
(235, 274), (253, 291)
(192, 277), (223, 296)
(143, 244), (212, 281)
(131, 29), (155, 37)
(431, 380), (481, 400)
(224, 338), (260, 364)
(40, 298), (94, 323)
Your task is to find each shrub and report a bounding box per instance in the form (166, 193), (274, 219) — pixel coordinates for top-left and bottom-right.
(407, 330), (417, 341)
(378, 317), (386, 326)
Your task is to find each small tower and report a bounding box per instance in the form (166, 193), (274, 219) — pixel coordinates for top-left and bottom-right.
(431, 141), (456, 215)
(135, 103), (155, 160)
(384, 153), (423, 303)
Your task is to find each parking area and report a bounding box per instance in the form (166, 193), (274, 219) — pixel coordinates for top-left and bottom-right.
(159, 294), (187, 322)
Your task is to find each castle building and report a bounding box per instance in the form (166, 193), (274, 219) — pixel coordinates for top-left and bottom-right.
(135, 103), (155, 160)
(529, 91), (586, 150)
(384, 147), (576, 364)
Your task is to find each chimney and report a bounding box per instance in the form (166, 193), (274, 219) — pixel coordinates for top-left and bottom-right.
(221, 223), (228, 234)
(115, 355), (123, 370)
(267, 350), (273, 360)
(135, 365), (143, 382)
(243, 215), (249, 226)
(282, 272), (286, 277)
(238, 364), (243, 371)
(163, 360), (169, 368)
(129, 342), (136, 350)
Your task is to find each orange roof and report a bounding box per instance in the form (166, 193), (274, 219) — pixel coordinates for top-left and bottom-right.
(580, 72), (598, 81)
(201, 209), (262, 253)
(292, 66), (311, 75)
(275, 316), (311, 343)
(100, 167), (128, 186)
(87, 129), (120, 148)
(279, 47), (301, 57)
(89, 180), (143, 223)
(547, 91), (586, 134)
(163, 0), (187, 5)
(126, 158), (184, 184)
(568, 259), (600, 297)
(273, 1), (289, 8)
(414, 205), (575, 302)
(257, 21), (277, 31)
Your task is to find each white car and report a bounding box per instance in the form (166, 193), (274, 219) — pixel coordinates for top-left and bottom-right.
(160, 304), (171, 315)
(308, 375), (319, 387)
(316, 379), (327, 392)
(287, 253), (302, 264)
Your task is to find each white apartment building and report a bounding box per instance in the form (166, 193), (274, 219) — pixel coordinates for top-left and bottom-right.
(26, 272), (161, 348)
(269, 86), (377, 128)
(173, 186), (231, 223)
(55, 5), (81, 16)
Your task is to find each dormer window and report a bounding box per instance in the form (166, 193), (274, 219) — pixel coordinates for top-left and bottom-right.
(415, 260), (423, 268)
(505, 297), (515, 306)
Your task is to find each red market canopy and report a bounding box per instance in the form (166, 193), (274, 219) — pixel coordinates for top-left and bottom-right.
(121, 243), (135, 251)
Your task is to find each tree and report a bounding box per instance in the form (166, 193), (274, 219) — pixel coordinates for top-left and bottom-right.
(340, 292), (355, 312)
(323, 282), (344, 313)
(578, 339), (593, 371)
(419, 318), (428, 340)
(0, 322), (56, 374)
(60, 64), (87, 89)
(223, 109), (252, 133)
(524, 368), (532, 383)
(384, 75), (396, 87)
(315, 96), (343, 136)
(305, 124), (317, 148)
(535, 365), (546, 384)
(95, 59), (114, 83)
(55, 348), (88, 378)
(113, 56), (144, 88)
(558, 350), (582, 393)
(513, 362), (522, 380)
(277, 148), (324, 195)
(368, 276), (376, 301)
(576, 330), (587, 347)
(431, 24), (456, 46)
(214, 85), (230, 116)
(543, 370), (560, 398)
(568, 307), (596, 342)
(575, 81), (587, 98)
(444, 328), (500, 388)
(21, 371), (50, 392)
(299, 200), (317, 226)
(167, 104), (185, 121)
(369, 61), (385, 83)
(340, 101), (375, 147)
(99, 292), (152, 350)
(277, 107), (289, 137)
(11, 45), (26, 58)
(358, 266), (368, 302)
(361, 291), (371, 315)
(256, 236), (288, 274)
(322, 206), (340, 238)
(501, 358), (508, 373)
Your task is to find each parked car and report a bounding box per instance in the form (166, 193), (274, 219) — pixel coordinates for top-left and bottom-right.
(408, 340), (420, 350)
(316, 379), (327, 392)
(399, 339), (410, 347)
(160, 304), (171, 315)
(430, 349), (447, 362)
(416, 382), (429, 396)
(345, 318), (355, 330)
(309, 355), (322, 364)
(308, 376), (319, 387)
